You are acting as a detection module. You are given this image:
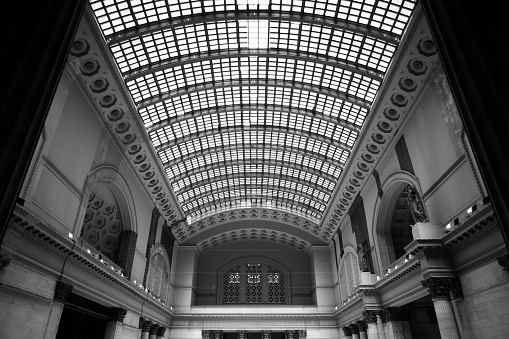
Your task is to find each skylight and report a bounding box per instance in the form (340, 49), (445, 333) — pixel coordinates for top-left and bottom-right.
(89, 0), (416, 228)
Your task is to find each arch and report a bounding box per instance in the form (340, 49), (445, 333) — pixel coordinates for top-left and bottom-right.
(338, 245), (360, 304)
(79, 165), (137, 234)
(217, 255), (291, 305)
(372, 170), (421, 271)
(146, 244), (171, 304)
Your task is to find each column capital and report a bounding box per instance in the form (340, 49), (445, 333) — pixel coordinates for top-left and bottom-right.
(384, 307), (409, 322)
(108, 307), (127, 322)
(343, 327), (352, 336)
(157, 326), (166, 337)
(357, 321), (367, 332)
(54, 281), (73, 302)
(212, 330), (223, 339)
(202, 330), (212, 339)
(497, 254), (509, 272)
(237, 330), (247, 339)
(362, 310), (380, 323)
(139, 318), (152, 332)
(0, 252), (12, 273)
(286, 330), (296, 339)
(421, 276), (463, 300)
(350, 324), (359, 335)
(149, 324), (159, 335)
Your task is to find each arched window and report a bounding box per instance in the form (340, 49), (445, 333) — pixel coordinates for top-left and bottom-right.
(220, 259), (288, 305)
(146, 245), (170, 304)
(339, 249), (360, 303)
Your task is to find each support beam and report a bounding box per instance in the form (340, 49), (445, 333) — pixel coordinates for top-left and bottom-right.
(107, 11), (400, 46)
(125, 48), (383, 81)
(155, 125), (352, 153)
(138, 78), (371, 109)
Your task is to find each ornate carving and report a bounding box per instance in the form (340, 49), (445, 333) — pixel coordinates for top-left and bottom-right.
(497, 254), (509, 272)
(237, 330), (247, 339)
(350, 324), (359, 335)
(357, 321), (367, 332)
(384, 307), (409, 322)
(342, 327), (352, 336)
(107, 307), (127, 322)
(404, 185), (428, 223)
(286, 330), (296, 339)
(54, 281), (73, 302)
(150, 324), (159, 335)
(213, 330), (223, 339)
(421, 277), (463, 300)
(157, 327), (166, 336)
(0, 252), (12, 273)
(202, 330), (212, 339)
(296, 330), (306, 339)
(362, 310), (379, 324)
(139, 318), (152, 332)
(262, 330), (272, 339)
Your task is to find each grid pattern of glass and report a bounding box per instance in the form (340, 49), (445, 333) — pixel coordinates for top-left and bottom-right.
(268, 266), (285, 303)
(89, 0), (416, 224)
(246, 263), (262, 303)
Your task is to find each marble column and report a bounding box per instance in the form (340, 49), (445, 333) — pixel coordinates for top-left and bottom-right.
(44, 281), (73, 339)
(358, 321), (368, 339)
(351, 324), (360, 339)
(343, 326), (353, 339)
(139, 318), (152, 339)
(362, 310), (380, 339)
(156, 326), (166, 339)
(149, 324), (159, 339)
(422, 277), (462, 339)
(383, 307), (406, 339)
(376, 315), (386, 339)
(104, 307), (127, 339)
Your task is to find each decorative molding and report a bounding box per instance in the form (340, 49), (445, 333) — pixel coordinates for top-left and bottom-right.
(54, 281), (73, 302)
(197, 227), (311, 253)
(421, 277), (462, 300)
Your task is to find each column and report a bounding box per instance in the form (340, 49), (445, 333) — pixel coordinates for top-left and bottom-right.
(44, 281), (73, 339)
(383, 307), (405, 339)
(104, 307), (127, 339)
(421, 277), (462, 339)
(376, 314), (386, 339)
(156, 326), (166, 339)
(139, 318), (152, 339)
(149, 324), (159, 339)
(343, 327), (352, 339)
(358, 321), (368, 339)
(351, 324), (360, 339)
(362, 310), (379, 339)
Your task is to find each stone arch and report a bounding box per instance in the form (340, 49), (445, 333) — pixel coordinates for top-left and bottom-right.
(146, 244), (171, 304)
(372, 170), (421, 271)
(77, 165), (138, 278)
(338, 245), (360, 304)
(218, 255), (291, 305)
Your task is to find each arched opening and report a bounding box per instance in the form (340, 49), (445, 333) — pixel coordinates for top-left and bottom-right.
(374, 173), (422, 270)
(339, 246), (361, 304)
(78, 166), (138, 278)
(146, 244), (170, 305)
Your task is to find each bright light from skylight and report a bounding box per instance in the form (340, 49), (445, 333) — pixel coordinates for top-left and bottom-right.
(240, 20), (270, 49)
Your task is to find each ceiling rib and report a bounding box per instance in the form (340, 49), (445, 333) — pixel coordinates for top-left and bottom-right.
(175, 172), (333, 196)
(161, 143), (347, 170)
(178, 183), (329, 208)
(106, 11), (400, 46)
(137, 79), (371, 110)
(147, 104), (361, 133)
(169, 158), (338, 186)
(155, 126), (353, 153)
(124, 48), (384, 81)
(183, 194), (324, 217)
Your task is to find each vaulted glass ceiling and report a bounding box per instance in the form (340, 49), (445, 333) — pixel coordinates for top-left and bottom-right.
(89, 0), (416, 225)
